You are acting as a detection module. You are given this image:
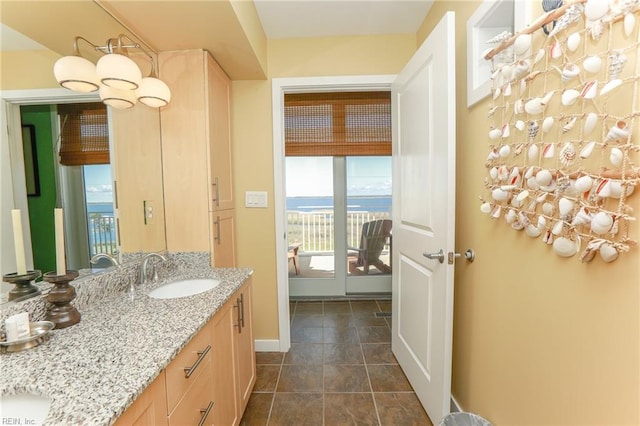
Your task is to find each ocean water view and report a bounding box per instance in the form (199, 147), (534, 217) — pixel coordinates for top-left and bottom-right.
(287, 196), (391, 213)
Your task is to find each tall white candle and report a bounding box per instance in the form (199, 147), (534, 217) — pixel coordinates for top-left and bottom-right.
(54, 208), (66, 275)
(11, 209), (27, 275)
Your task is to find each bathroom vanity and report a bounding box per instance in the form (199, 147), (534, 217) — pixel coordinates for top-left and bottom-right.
(0, 260), (255, 425)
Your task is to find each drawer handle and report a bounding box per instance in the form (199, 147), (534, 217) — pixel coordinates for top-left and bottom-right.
(183, 345), (211, 378)
(198, 401), (214, 426)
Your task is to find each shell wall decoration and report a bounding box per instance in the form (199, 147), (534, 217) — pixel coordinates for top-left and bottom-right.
(480, 0), (640, 263)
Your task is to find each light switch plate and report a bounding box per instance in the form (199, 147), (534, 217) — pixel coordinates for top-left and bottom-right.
(245, 191), (268, 208)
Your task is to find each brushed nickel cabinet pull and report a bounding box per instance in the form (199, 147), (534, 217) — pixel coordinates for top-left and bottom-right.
(198, 401), (214, 426)
(183, 345), (211, 378)
(213, 216), (221, 244)
(239, 293), (245, 329)
(234, 301), (242, 334)
(212, 177), (220, 207)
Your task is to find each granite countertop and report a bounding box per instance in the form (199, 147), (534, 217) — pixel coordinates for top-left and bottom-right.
(0, 265), (253, 425)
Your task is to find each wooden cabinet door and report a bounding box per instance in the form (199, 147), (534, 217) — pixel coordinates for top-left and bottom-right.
(114, 372), (168, 426)
(168, 360), (215, 426)
(206, 53), (234, 212)
(211, 301), (240, 425)
(234, 279), (256, 415)
(210, 209), (236, 268)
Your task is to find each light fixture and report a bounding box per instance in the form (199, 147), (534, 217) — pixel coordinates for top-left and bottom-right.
(54, 34), (171, 110)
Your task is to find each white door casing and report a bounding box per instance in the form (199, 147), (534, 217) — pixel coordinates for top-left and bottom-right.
(391, 12), (456, 424)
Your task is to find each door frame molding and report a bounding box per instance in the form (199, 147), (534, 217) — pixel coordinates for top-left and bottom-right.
(271, 75), (395, 352)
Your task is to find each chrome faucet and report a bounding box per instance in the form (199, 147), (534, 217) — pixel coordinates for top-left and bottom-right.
(90, 253), (120, 268)
(139, 253), (168, 285)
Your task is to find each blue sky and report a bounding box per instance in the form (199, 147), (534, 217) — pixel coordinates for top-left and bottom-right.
(286, 156), (391, 197)
(83, 164), (113, 203)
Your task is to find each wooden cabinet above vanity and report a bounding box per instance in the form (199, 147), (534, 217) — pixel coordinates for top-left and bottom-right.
(159, 49), (236, 267)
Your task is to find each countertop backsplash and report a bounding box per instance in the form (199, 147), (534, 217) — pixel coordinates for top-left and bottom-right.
(0, 252), (211, 332)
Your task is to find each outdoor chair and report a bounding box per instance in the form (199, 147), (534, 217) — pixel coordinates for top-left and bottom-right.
(288, 242), (302, 275)
(347, 219), (392, 274)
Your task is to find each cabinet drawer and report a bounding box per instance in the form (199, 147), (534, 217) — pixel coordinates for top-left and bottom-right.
(166, 322), (213, 412)
(168, 359), (214, 426)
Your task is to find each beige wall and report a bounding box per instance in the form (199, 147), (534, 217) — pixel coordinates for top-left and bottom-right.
(232, 34), (415, 341)
(418, 1), (639, 424)
(0, 50), (60, 90)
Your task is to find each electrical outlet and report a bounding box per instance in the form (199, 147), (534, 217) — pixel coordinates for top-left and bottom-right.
(245, 191), (268, 208)
(144, 200), (155, 224)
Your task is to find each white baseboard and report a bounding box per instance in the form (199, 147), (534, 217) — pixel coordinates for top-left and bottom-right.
(254, 339), (283, 352)
(450, 395), (463, 413)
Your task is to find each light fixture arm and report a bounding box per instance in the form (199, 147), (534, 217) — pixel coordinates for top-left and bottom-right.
(71, 36), (100, 57)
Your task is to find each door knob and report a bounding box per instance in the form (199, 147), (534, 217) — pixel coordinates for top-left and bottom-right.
(423, 249), (444, 263)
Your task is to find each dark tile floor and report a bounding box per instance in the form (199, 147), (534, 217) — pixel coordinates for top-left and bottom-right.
(240, 300), (433, 426)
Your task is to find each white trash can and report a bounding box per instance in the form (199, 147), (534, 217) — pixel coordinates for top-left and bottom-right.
(438, 412), (492, 426)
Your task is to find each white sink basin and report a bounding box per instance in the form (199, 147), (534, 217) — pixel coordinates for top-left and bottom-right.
(0, 393), (51, 425)
(148, 278), (221, 299)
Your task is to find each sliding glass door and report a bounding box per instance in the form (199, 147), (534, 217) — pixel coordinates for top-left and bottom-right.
(287, 156), (391, 296)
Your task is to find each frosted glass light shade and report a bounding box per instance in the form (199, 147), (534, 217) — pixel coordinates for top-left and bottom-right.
(53, 56), (100, 92)
(99, 86), (136, 109)
(136, 77), (171, 107)
(96, 53), (142, 90)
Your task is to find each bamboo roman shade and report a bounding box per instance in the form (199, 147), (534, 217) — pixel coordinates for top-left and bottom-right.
(284, 91), (391, 156)
(57, 102), (110, 166)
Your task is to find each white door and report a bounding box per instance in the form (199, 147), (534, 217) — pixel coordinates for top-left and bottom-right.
(391, 12), (456, 424)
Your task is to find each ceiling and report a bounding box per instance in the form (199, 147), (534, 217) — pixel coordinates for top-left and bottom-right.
(0, 0), (434, 80)
(254, 0), (434, 39)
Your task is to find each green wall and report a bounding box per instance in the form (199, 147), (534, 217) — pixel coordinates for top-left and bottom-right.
(20, 105), (56, 275)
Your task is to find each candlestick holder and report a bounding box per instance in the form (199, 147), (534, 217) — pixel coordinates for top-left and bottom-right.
(43, 270), (80, 329)
(3, 270), (42, 302)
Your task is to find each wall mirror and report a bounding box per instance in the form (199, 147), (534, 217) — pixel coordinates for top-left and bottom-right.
(1, 4), (167, 305)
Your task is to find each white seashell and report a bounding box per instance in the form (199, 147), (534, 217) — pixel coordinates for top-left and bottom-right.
(550, 42), (562, 60)
(524, 166), (536, 179)
(489, 128), (502, 139)
(583, 55), (602, 73)
(525, 98), (544, 115)
(600, 79), (622, 95)
(527, 144), (539, 162)
(606, 180), (634, 199)
(497, 165), (509, 181)
(572, 208), (592, 226)
(575, 175), (594, 193)
(501, 64), (513, 80)
(560, 63), (580, 82)
(599, 243), (619, 263)
(537, 216), (547, 228)
(562, 117), (578, 133)
(553, 236), (580, 257)
(513, 34), (532, 56)
(567, 32), (581, 52)
(516, 190), (529, 204)
(541, 91), (555, 106)
(552, 220), (565, 236)
(505, 209), (517, 224)
(536, 192), (548, 204)
(542, 116), (554, 133)
(583, 113), (598, 135)
(595, 178), (611, 198)
(515, 120), (526, 131)
(492, 188), (509, 201)
(559, 142), (577, 167)
(514, 99), (524, 114)
(606, 120), (629, 141)
(499, 145), (511, 158)
(542, 143), (555, 159)
(493, 87), (501, 100)
(591, 212), (613, 234)
(508, 167), (520, 186)
(514, 60), (530, 79)
(520, 79), (527, 95)
(526, 176), (540, 190)
(511, 221), (525, 231)
(533, 48), (545, 65)
(536, 169), (553, 186)
(624, 12), (636, 37)
(490, 205), (502, 219)
(500, 185), (517, 192)
(542, 202), (555, 216)
(559, 197), (575, 216)
(561, 89), (580, 106)
(480, 202), (492, 214)
(543, 229), (553, 245)
(503, 83), (512, 97)
(540, 180), (557, 192)
(526, 224), (542, 238)
(501, 124), (510, 138)
(580, 141), (597, 159)
(584, 0), (610, 21)
(489, 167), (499, 180)
(486, 149), (500, 161)
(580, 81), (597, 99)
(609, 147), (623, 167)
